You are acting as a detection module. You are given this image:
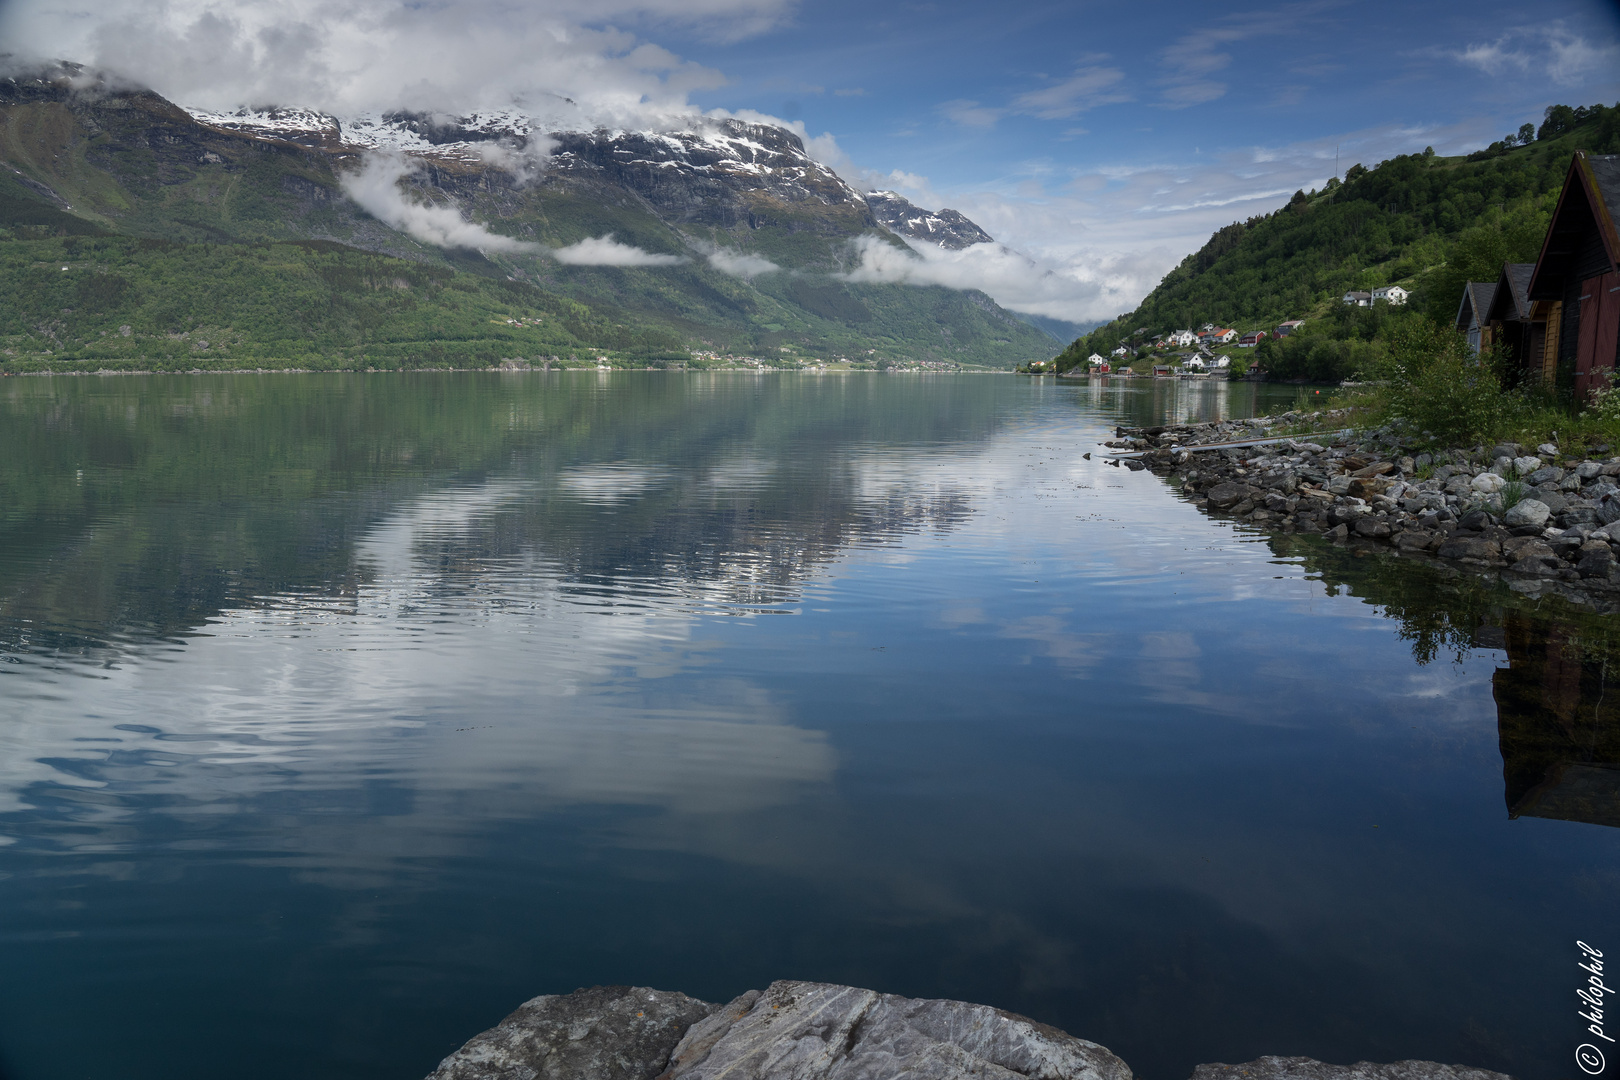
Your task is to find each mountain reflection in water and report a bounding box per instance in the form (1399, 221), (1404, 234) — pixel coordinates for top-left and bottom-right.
(0, 373), (1614, 1080)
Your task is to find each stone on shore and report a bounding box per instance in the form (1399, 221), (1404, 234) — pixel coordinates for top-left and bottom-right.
(425, 982), (1518, 1080)
(424, 985), (716, 1080)
(661, 980), (1133, 1080)
(1501, 499), (1550, 528)
(1191, 1057), (1513, 1080)
(1207, 482), (1248, 509)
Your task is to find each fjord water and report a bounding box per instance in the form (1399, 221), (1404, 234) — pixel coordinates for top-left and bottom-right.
(0, 373), (1612, 1080)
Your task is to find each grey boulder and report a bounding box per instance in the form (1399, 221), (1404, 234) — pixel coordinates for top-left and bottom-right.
(662, 980), (1133, 1080)
(425, 985), (716, 1080)
(1190, 1057), (1513, 1080)
(1502, 499), (1550, 528)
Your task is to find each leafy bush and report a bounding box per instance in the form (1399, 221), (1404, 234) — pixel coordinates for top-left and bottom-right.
(1379, 320), (1517, 444)
(1587, 372), (1620, 423)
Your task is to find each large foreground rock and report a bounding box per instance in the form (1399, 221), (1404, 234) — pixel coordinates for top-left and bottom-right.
(425, 985), (716, 1080)
(1191, 1056), (1514, 1080)
(423, 983), (1516, 1080)
(660, 980), (1132, 1080)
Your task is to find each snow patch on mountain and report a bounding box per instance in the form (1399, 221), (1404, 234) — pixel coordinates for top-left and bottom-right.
(864, 190), (992, 250)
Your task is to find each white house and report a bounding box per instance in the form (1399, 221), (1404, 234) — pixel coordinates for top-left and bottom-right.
(1166, 329), (1197, 347)
(1342, 291), (1373, 307)
(1110, 345), (1130, 357)
(1184, 355), (1207, 370)
(1212, 355), (1231, 369)
(1209, 328), (1238, 344)
(1086, 353), (1108, 366)
(1371, 285), (1409, 305)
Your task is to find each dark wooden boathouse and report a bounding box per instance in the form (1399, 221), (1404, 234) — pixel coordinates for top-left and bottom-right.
(1526, 150), (1620, 398)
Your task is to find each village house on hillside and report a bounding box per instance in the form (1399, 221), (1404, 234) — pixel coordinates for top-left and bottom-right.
(1166, 330), (1197, 347)
(1238, 330), (1268, 347)
(1276, 320), (1305, 336)
(1460, 150), (1620, 396)
(1343, 286), (1406, 307)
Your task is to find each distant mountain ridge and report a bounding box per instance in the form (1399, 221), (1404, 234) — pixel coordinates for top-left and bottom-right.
(0, 64), (1050, 369)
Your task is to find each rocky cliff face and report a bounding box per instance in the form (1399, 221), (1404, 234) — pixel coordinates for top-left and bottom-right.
(865, 190), (993, 250)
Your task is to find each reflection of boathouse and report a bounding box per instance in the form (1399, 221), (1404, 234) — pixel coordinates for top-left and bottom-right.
(1492, 615), (1620, 828)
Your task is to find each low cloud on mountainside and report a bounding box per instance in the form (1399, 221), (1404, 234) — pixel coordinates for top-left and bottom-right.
(341, 154), (686, 266)
(839, 236), (1144, 325)
(341, 155), (541, 253)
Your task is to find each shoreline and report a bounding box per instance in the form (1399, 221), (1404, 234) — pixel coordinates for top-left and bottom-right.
(1112, 410), (1620, 611)
(3, 365), (1012, 377)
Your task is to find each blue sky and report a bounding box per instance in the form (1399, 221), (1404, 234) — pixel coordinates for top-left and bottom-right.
(5, 0), (1619, 319)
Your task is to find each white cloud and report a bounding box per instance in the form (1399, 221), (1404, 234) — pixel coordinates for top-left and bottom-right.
(1011, 63), (1131, 120)
(707, 250), (781, 278)
(940, 99), (1007, 128)
(837, 235), (1141, 324)
(551, 236), (687, 267)
(0, 0), (771, 125)
(341, 153), (540, 252)
(342, 154), (684, 266)
(1455, 23), (1620, 88)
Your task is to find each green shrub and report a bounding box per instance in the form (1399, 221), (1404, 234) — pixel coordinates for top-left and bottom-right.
(1380, 319), (1517, 444)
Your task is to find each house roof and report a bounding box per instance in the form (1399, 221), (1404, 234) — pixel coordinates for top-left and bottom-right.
(1529, 151), (1620, 301)
(1486, 263), (1536, 323)
(1456, 281), (1497, 331)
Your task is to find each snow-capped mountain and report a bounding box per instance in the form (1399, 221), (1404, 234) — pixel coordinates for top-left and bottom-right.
(186, 105), (991, 248)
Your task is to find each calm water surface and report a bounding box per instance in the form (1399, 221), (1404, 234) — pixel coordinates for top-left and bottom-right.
(0, 373), (1615, 1080)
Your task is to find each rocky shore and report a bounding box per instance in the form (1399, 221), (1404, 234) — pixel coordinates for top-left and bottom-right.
(422, 982), (1513, 1080)
(1107, 410), (1620, 610)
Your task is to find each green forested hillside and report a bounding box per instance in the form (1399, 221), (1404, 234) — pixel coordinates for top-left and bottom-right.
(1058, 103), (1620, 377)
(0, 235), (691, 370)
